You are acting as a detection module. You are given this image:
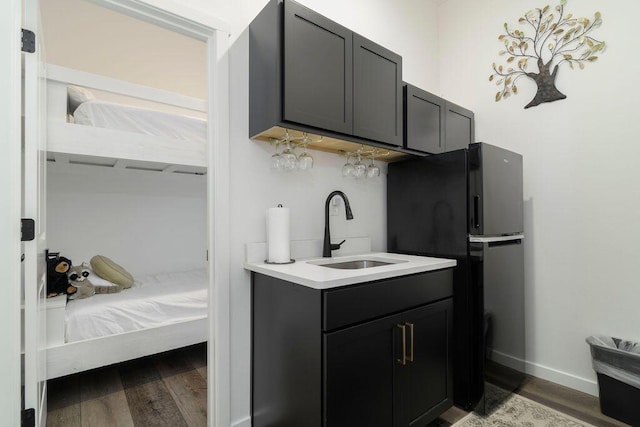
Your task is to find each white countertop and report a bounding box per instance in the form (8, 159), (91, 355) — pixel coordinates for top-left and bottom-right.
(244, 252), (456, 289)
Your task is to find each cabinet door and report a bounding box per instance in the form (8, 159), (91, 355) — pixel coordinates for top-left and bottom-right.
(404, 84), (445, 154)
(395, 299), (453, 427)
(324, 313), (403, 427)
(444, 101), (474, 151)
(353, 33), (402, 146)
(283, 0), (353, 134)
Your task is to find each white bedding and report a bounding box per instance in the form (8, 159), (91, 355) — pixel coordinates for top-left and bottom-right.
(73, 99), (207, 144)
(64, 269), (208, 343)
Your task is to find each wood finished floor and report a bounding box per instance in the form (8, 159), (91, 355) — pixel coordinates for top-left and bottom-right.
(48, 345), (629, 427)
(47, 343), (207, 427)
(432, 375), (630, 427)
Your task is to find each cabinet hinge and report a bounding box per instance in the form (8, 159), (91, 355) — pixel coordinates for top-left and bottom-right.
(21, 29), (36, 53)
(21, 218), (35, 241)
(21, 408), (35, 427)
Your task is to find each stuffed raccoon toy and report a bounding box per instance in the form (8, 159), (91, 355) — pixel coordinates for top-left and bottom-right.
(67, 262), (121, 299)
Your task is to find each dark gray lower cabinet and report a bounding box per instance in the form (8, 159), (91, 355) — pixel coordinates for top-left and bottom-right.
(395, 300), (454, 427)
(252, 269), (454, 427)
(325, 313), (400, 427)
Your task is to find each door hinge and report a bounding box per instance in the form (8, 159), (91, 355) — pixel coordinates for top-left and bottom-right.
(21, 408), (35, 427)
(21, 218), (35, 241)
(21, 29), (36, 53)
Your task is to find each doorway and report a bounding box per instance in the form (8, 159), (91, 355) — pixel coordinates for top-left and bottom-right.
(20, 0), (230, 425)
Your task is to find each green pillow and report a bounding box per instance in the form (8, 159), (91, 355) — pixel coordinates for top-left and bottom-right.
(90, 255), (134, 289)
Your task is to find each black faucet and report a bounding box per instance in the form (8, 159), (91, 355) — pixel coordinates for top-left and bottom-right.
(323, 191), (354, 257)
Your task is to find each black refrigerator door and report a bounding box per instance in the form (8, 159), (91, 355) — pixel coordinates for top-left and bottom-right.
(469, 143), (523, 236)
(387, 149), (468, 258)
(471, 236), (526, 401)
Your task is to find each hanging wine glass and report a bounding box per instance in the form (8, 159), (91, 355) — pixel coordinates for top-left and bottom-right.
(298, 151), (313, 171)
(367, 155), (380, 178)
(280, 142), (298, 171)
(342, 154), (355, 177)
(297, 134), (314, 171)
(271, 143), (283, 171)
(353, 154), (366, 179)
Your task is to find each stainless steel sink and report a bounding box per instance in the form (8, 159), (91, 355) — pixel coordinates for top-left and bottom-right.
(308, 257), (407, 270)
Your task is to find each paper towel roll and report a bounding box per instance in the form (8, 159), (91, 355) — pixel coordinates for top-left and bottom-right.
(267, 205), (290, 263)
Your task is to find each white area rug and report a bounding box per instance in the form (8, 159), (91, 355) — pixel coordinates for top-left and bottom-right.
(453, 384), (596, 427)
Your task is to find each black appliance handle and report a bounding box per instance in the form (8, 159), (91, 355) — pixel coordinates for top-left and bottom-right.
(488, 239), (523, 248)
(473, 195), (480, 229)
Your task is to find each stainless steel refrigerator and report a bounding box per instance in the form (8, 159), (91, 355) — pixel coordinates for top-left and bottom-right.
(387, 142), (525, 411)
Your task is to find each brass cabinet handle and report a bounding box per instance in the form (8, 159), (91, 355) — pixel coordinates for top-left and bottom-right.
(405, 322), (414, 362)
(396, 324), (406, 365)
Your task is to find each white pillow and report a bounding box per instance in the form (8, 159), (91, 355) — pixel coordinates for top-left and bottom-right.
(67, 85), (95, 114)
(90, 255), (134, 289)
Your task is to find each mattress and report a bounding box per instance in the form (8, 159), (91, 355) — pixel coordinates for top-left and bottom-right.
(73, 99), (207, 144)
(64, 269), (208, 343)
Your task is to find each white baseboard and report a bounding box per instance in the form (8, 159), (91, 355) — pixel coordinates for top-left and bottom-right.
(490, 350), (599, 396)
(231, 416), (251, 427)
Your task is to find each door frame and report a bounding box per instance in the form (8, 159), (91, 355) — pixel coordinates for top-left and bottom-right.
(92, 2), (232, 426)
(24, 0), (231, 425)
(0, 0), (25, 425)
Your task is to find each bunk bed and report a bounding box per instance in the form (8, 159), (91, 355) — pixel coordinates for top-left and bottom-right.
(46, 64), (208, 174)
(44, 65), (210, 379)
(46, 269), (209, 379)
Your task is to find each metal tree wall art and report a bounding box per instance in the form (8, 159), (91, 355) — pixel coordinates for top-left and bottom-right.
(490, 0), (606, 109)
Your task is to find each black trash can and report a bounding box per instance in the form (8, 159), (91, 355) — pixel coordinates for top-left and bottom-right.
(586, 336), (640, 426)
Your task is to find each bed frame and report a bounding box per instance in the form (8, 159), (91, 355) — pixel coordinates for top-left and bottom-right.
(46, 315), (207, 379)
(45, 66), (209, 379)
(46, 64), (208, 173)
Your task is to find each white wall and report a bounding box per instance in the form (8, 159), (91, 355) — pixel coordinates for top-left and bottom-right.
(437, 0), (640, 395)
(47, 164), (207, 277)
(177, 0), (441, 92)
(40, 0), (207, 98)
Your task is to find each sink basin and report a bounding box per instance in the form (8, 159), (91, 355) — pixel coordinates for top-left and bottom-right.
(308, 257), (407, 270)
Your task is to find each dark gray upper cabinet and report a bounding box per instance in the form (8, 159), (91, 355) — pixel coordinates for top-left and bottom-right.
(283, 1), (352, 134)
(445, 101), (475, 152)
(353, 34), (403, 147)
(404, 83), (445, 154)
(250, 0), (403, 147)
(403, 83), (475, 154)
